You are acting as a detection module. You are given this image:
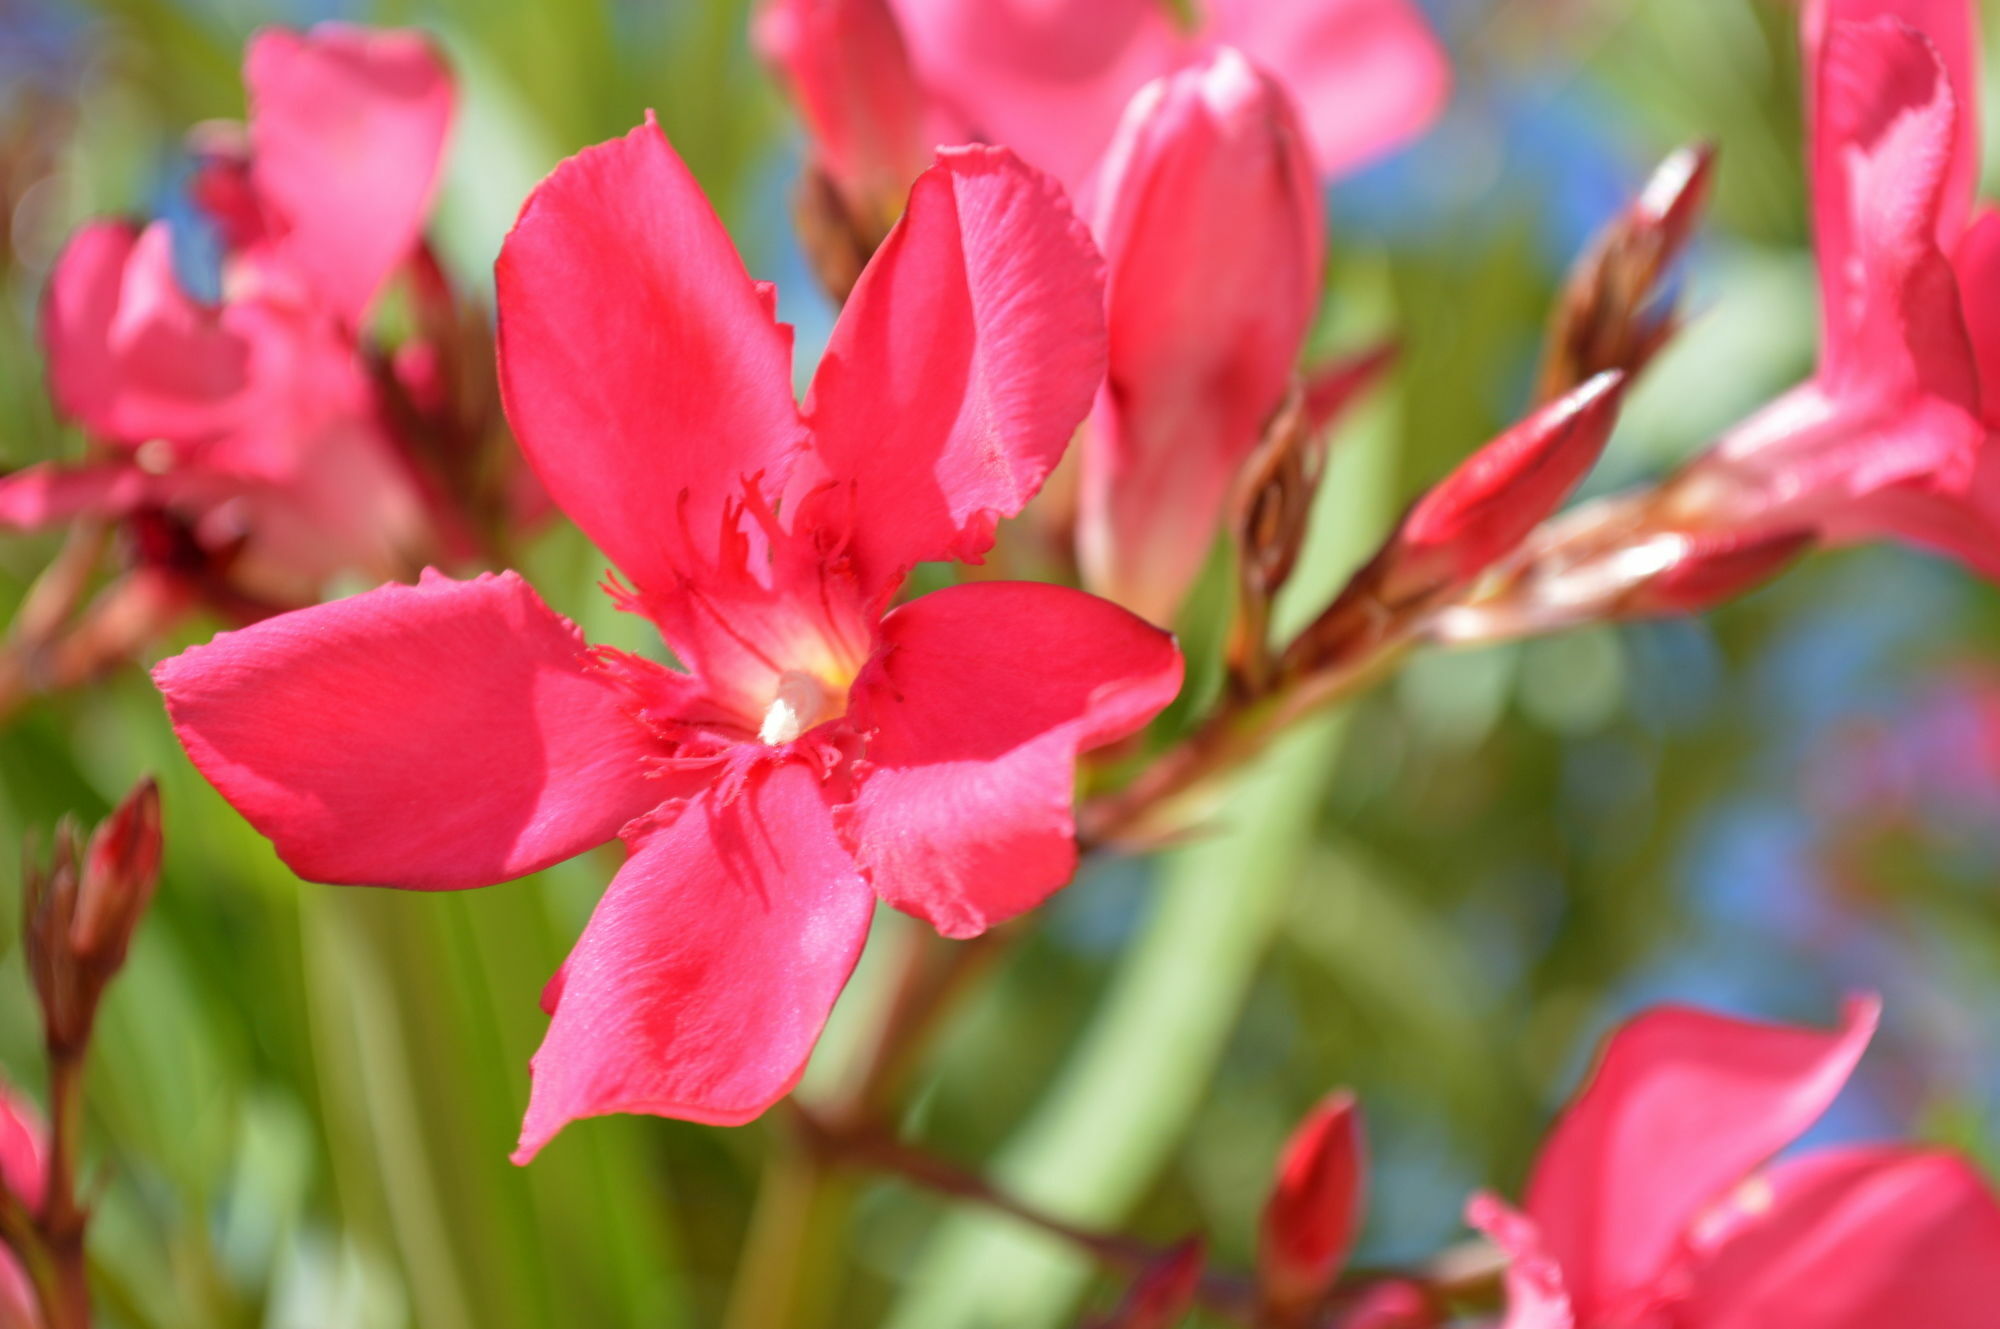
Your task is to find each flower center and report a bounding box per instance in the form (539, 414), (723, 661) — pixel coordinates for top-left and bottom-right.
(757, 668), (844, 745)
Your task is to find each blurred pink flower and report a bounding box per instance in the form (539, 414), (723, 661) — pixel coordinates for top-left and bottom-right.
(1672, 0), (2000, 576)
(154, 118), (1181, 1161)
(4, 24), (459, 606)
(757, 0), (1448, 206)
(1470, 997), (2000, 1329)
(0, 1082), (46, 1329)
(882, 0), (1449, 197)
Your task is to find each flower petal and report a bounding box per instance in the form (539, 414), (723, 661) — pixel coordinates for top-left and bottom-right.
(40, 220), (250, 445)
(840, 580), (1181, 938)
(1809, 15), (1978, 410)
(1076, 49), (1322, 624)
(495, 115), (806, 598)
(1522, 997), (1877, 1323)
(885, 0), (1183, 195)
(154, 570), (662, 889)
(245, 23), (453, 325)
(796, 145), (1106, 598)
(1207, 0), (1450, 177)
(515, 760), (874, 1160)
(753, 0), (937, 227)
(1681, 1147), (2000, 1329)
(1952, 206), (2000, 425)
(1806, 0), (1980, 247)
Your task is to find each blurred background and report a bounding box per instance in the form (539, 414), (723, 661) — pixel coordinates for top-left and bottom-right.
(2, 0), (1999, 1325)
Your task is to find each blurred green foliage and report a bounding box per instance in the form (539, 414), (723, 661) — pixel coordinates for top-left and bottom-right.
(2, 2), (1998, 1326)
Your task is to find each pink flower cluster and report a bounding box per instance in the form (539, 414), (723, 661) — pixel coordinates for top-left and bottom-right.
(3, 26), (470, 609)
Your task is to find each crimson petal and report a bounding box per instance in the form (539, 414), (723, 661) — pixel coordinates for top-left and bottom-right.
(155, 570), (661, 889)
(515, 760), (874, 1159)
(840, 580), (1181, 938)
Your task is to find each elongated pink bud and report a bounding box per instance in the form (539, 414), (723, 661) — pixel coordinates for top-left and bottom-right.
(1389, 371), (1626, 597)
(1078, 47), (1324, 626)
(1259, 1091), (1365, 1318)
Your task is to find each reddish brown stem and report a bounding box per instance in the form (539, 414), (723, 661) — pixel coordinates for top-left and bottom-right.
(38, 1048), (91, 1329)
(791, 1105), (1262, 1324)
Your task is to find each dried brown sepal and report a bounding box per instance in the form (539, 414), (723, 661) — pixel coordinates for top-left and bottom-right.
(1536, 143), (1715, 402)
(794, 162), (881, 306)
(1227, 385), (1320, 696)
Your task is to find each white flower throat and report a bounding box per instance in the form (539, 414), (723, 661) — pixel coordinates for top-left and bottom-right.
(759, 669), (841, 745)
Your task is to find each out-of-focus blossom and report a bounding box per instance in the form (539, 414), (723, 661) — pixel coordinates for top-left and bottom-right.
(1258, 1090), (1364, 1319)
(1, 24), (519, 636)
(755, 0), (958, 267)
(1666, 0), (1992, 567)
(1471, 997), (2000, 1329)
(756, 0), (1448, 287)
(154, 119), (1181, 1161)
(0, 1082), (47, 1329)
(1075, 49), (1323, 625)
(883, 0), (1450, 196)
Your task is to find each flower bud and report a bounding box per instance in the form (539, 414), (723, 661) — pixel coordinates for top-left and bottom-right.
(22, 821), (85, 1054)
(1078, 47), (1324, 627)
(22, 778), (162, 1056)
(71, 777), (162, 967)
(1384, 371), (1626, 603)
(1258, 1091), (1365, 1319)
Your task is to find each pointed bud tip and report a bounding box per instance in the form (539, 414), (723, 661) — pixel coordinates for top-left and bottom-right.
(1396, 373), (1626, 592)
(71, 775), (164, 965)
(1260, 1090), (1366, 1313)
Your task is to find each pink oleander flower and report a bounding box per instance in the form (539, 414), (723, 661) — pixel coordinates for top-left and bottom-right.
(3, 24), (458, 605)
(153, 116), (1182, 1161)
(0, 1082), (45, 1329)
(883, 0), (1449, 197)
(1075, 48), (1324, 625)
(1469, 997), (2000, 1329)
(1669, 0), (2000, 576)
(756, 0), (1450, 232)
